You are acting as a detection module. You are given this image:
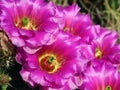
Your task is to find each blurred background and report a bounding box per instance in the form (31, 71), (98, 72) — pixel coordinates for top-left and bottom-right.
(0, 0), (120, 90)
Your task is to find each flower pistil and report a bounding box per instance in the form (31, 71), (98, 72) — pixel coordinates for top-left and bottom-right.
(105, 85), (112, 90)
(39, 54), (61, 74)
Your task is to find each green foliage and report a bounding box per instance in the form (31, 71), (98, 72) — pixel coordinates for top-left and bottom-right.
(104, 0), (120, 34)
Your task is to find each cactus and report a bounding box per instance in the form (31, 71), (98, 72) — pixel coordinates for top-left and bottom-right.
(0, 30), (15, 89)
(0, 30), (16, 70)
(0, 74), (12, 90)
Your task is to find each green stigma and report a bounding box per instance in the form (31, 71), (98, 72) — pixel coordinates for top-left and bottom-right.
(48, 56), (54, 64)
(22, 17), (29, 26)
(106, 86), (112, 90)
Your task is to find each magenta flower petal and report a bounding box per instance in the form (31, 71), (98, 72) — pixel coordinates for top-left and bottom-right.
(53, 4), (97, 43)
(16, 47), (27, 64)
(30, 69), (51, 86)
(78, 27), (120, 65)
(25, 31), (58, 48)
(92, 28), (120, 62)
(20, 63), (36, 87)
(55, 4), (80, 19)
(20, 31), (82, 88)
(79, 62), (120, 90)
(41, 73), (82, 90)
(0, 0), (58, 47)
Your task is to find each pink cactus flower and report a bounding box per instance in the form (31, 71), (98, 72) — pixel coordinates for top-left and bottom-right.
(79, 62), (120, 90)
(20, 31), (82, 88)
(0, 0), (58, 47)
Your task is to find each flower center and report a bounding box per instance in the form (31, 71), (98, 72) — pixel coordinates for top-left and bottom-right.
(63, 27), (73, 33)
(64, 27), (70, 31)
(16, 17), (37, 30)
(105, 85), (112, 90)
(39, 54), (61, 73)
(95, 47), (103, 59)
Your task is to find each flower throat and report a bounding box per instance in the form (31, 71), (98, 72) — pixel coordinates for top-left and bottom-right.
(16, 17), (37, 30)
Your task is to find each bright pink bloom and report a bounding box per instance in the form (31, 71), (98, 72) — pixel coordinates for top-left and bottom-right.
(78, 27), (120, 65)
(54, 4), (97, 42)
(0, 0), (58, 47)
(79, 62), (120, 90)
(20, 31), (82, 88)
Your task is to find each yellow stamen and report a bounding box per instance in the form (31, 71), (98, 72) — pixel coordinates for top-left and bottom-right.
(95, 48), (103, 58)
(15, 17), (37, 30)
(64, 27), (69, 31)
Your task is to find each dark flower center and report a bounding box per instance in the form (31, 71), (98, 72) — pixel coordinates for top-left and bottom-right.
(105, 85), (112, 90)
(39, 54), (61, 73)
(16, 17), (37, 30)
